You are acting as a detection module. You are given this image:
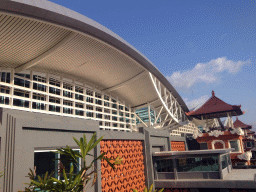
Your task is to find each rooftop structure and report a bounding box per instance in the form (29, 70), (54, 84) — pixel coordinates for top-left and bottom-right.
(233, 117), (252, 129)
(0, 0), (195, 191)
(0, 0), (191, 133)
(186, 91), (243, 120)
(153, 149), (256, 190)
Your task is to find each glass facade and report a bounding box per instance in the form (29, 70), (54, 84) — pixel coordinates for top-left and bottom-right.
(176, 156), (219, 172)
(135, 107), (161, 124)
(156, 159), (174, 172)
(0, 71), (136, 131)
(221, 155), (228, 169)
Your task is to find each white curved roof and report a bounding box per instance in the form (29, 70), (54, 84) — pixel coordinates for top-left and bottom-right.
(0, 0), (189, 116)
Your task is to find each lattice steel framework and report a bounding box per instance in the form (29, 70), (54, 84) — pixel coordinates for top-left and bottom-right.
(133, 72), (189, 130)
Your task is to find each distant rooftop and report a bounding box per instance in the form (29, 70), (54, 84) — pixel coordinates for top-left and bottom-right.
(186, 91), (243, 119)
(233, 117), (252, 129)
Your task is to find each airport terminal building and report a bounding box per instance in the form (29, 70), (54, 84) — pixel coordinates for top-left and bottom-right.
(0, 0), (195, 191)
(4, 1), (255, 192)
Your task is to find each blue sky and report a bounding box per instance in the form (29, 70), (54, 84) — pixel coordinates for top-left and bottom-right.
(50, 0), (256, 130)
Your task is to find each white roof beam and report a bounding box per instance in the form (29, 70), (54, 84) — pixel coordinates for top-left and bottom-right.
(103, 71), (147, 92)
(15, 32), (76, 73)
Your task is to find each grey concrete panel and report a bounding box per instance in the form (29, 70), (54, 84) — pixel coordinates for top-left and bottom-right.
(152, 146), (164, 153)
(157, 173), (175, 180)
(0, 109), (100, 192)
(144, 129), (154, 189)
(98, 130), (144, 140)
(177, 172), (220, 180)
(222, 167), (229, 178)
(150, 137), (168, 151)
(170, 136), (187, 142)
(154, 180), (256, 189)
(145, 127), (171, 138)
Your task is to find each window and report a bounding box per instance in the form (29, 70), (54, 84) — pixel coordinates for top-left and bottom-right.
(221, 155), (228, 169)
(49, 105), (60, 113)
(49, 97), (60, 104)
(75, 94), (83, 101)
(75, 103), (83, 109)
(34, 150), (80, 181)
(32, 102), (45, 110)
(0, 72), (10, 83)
(229, 140), (240, 152)
(33, 75), (46, 83)
(14, 89), (30, 98)
(13, 99), (29, 108)
(252, 151), (256, 160)
(63, 83), (72, 91)
(246, 141), (252, 148)
(86, 97), (93, 103)
(63, 100), (72, 106)
(75, 110), (84, 116)
(14, 77), (30, 88)
(156, 159), (174, 172)
(75, 86), (83, 94)
(226, 154), (231, 165)
(200, 143), (208, 150)
(176, 156), (219, 172)
(49, 78), (60, 87)
(63, 108), (73, 114)
(0, 85), (10, 94)
(95, 99), (102, 105)
(33, 93), (46, 101)
(33, 82), (46, 92)
(63, 91), (72, 98)
(49, 87), (60, 95)
(87, 112), (93, 117)
(0, 96), (9, 105)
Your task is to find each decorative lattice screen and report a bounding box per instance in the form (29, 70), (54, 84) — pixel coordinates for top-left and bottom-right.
(100, 140), (146, 192)
(171, 141), (186, 151)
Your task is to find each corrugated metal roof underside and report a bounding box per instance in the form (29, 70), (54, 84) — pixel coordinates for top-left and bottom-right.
(0, 13), (160, 107)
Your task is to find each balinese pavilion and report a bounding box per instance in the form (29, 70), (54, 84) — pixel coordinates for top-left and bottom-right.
(233, 117), (256, 164)
(186, 91), (252, 166)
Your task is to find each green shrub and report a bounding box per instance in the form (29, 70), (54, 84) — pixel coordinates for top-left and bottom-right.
(20, 133), (122, 192)
(133, 184), (164, 192)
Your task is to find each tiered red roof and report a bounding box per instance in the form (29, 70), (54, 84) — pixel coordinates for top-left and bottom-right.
(186, 91), (243, 119)
(247, 129), (255, 135)
(233, 117), (252, 129)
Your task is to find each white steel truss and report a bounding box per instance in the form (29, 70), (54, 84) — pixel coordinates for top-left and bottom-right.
(133, 72), (188, 130)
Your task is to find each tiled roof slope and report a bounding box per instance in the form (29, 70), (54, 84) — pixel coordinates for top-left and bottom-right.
(233, 117), (252, 129)
(186, 91), (243, 119)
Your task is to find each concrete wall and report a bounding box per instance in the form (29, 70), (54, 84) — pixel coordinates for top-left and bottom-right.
(0, 109), (99, 192)
(0, 109), (185, 191)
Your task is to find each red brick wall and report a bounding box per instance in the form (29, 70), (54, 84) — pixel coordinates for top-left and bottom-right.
(196, 132), (245, 165)
(171, 141), (186, 151)
(214, 142), (224, 149)
(100, 140), (146, 192)
(197, 132), (244, 151)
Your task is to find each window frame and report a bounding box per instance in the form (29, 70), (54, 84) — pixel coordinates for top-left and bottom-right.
(34, 149), (81, 181)
(246, 141), (252, 148)
(228, 139), (242, 153)
(200, 142), (208, 150)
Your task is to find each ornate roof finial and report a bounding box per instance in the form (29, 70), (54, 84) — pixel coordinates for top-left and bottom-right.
(236, 117), (238, 120)
(212, 90), (215, 97)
